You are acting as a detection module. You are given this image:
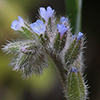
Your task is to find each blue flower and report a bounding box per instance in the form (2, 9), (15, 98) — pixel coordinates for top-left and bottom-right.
(57, 24), (69, 37)
(71, 67), (77, 73)
(72, 32), (83, 42)
(11, 16), (24, 31)
(77, 32), (83, 41)
(39, 6), (54, 23)
(30, 20), (46, 35)
(60, 17), (68, 25)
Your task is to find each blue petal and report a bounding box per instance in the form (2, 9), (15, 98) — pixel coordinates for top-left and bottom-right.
(38, 28), (46, 34)
(39, 7), (46, 18)
(30, 23), (39, 34)
(57, 24), (69, 36)
(11, 16), (24, 31)
(77, 32), (83, 41)
(11, 20), (20, 30)
(39, 6), (54, 22)
(18, 16), (24, 22)
(30, 20), (46, 35)
(47, 6), (54, 17)
(60, 17), (65, 23)
(71, 67), (77, 73)
(60, 17), (68, 25)
(36, 20), (44, 27)
(39, 7), (49, 22)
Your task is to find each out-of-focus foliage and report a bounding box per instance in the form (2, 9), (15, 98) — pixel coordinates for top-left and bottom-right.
(65, 0), (82, 34)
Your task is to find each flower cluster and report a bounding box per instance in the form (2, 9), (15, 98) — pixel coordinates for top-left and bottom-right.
(3, 5), (84, 77)
(2, 6), (87, 100)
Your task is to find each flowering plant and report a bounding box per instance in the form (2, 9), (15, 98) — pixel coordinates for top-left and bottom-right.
(2, 6), (88, 100)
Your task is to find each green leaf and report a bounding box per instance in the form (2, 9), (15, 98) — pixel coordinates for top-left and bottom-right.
(65, 0), (82, 34)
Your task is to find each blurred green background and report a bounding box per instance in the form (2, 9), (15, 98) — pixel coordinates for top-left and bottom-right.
(0, 0), (100, 100)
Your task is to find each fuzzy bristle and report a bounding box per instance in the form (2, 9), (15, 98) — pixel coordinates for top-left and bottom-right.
(2, 6), (88, 100)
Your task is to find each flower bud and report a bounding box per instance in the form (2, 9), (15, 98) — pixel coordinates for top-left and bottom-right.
(67, 67), (86, 100)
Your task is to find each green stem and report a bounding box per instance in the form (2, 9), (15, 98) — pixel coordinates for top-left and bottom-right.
(47, 53), (67, 86)
(65, 0), (82, 34)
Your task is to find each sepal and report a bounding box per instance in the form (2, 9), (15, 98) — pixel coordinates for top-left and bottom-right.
(21, 27), (35, 39)
(67, 67), (86, 100)
(65, 39), (81, 66)
(54, 33), (66, 52)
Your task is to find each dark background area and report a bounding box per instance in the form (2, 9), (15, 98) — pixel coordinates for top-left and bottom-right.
(82, 1), (100, 100)
(0, 0), (100, 100)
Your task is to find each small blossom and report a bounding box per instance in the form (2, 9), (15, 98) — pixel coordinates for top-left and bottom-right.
(60, 17), (68, 25)
(77, 32), (83, 41)
(72, 32), (83, 42)
(39, 6), (54, 23)
(21, 46), (27, 52)
(57, 24), (69, 37)
(71, 67), (77, 73)
(11, 16), (24, 31)
(30, 20), (46, 35)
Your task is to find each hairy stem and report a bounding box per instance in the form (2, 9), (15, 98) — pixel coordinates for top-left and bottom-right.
(47, 53), (67, 88)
